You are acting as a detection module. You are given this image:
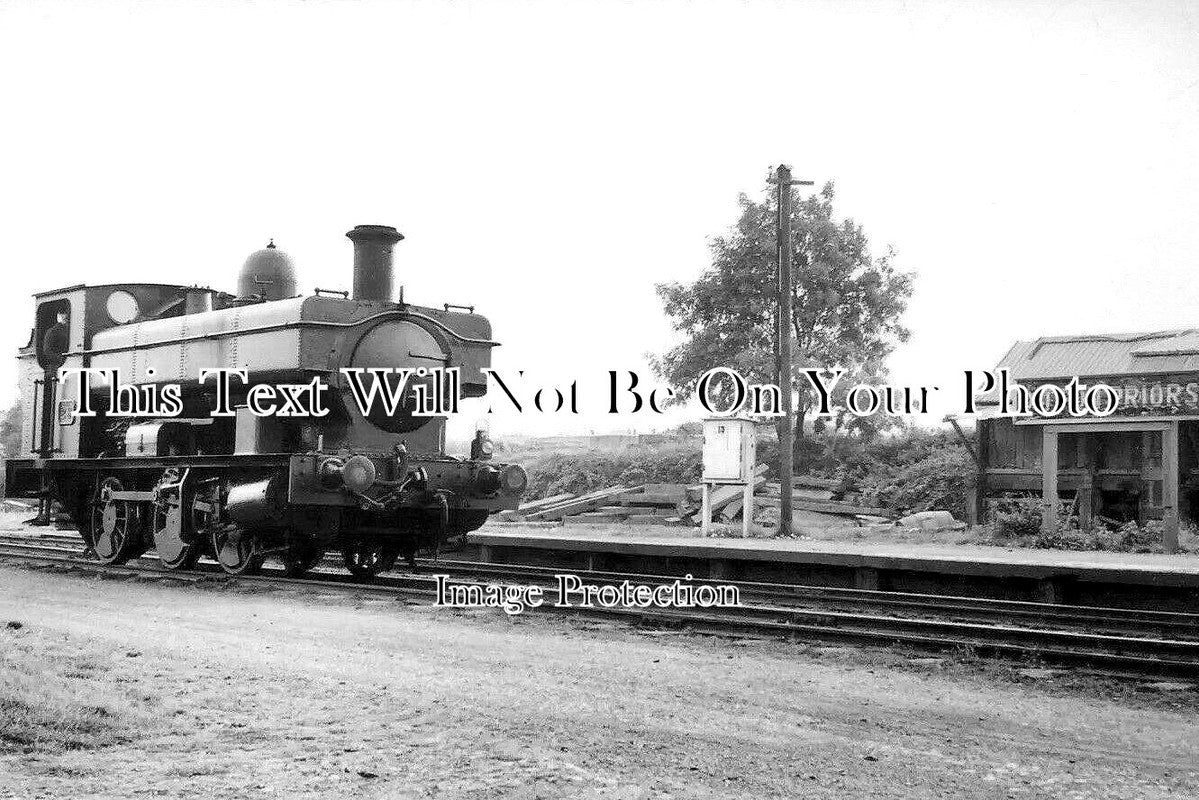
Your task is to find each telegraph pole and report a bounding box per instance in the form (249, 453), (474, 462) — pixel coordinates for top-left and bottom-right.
(770, 164), (814, 537)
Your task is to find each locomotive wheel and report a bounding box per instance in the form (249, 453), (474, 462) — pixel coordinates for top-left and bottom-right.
(153, 482), (200, 571)
(90, 478), (144, 565)
(280, 540), (325, 578)
(342, 540), (398, 580)
(191, 481), (262, 574)
(211, 525), (265, 576)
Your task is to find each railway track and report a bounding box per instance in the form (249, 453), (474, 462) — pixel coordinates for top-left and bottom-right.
(3, 530), (1199, 678)
(5, 530), (1195, 639)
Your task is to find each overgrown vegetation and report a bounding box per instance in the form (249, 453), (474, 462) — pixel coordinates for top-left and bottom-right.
(736, 424), (976, 520)
(991, 499), (1195, 554)
(521, 442), (703, 499)
(513, 424), (975, 520)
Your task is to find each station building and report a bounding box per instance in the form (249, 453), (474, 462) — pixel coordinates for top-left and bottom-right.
(974, 328), (1199, 553)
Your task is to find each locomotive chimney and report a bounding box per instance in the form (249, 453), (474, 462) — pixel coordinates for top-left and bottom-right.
(346, 224), (404, 302)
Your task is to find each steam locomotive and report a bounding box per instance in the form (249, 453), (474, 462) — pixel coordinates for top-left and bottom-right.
(4, 225), (526, 577)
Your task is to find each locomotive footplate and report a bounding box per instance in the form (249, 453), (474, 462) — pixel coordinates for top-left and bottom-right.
(286, 451), (527, 513)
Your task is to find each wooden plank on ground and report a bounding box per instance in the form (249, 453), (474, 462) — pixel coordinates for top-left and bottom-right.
(640, 483), (688, 495)
(565, 515), (620, 524)
(600, 505), (674, 515)
(623, 493), (683, 508)
(793, 509), (862, 527)
(709, 475), (767, 514)
(793, 475), (839, 489)
(524, 485), (642, 521)
(517, 493), (575, 513)
(794, 498), (888, 516)
(678, 466), (767, 522)
(706, 485), (741, 513)
(762, 483), (834, 501)
(718, 499), (742, 522)
(617, 483), (684, 505)
(721, 483), (769, 521)
(757, 496), (891, 517)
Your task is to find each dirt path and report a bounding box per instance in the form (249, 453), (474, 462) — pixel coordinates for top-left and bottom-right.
(1, 565), (1196, 799)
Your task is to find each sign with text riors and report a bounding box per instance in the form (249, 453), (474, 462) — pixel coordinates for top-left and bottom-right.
(1108, 376), (1199, 416)
(1012, 374), (1199, 419)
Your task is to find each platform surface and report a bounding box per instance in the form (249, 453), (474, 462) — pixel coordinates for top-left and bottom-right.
(470, 526), (1199, 585)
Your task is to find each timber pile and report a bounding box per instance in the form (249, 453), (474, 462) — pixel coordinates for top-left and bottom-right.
(497, 471), (895, 528)
(496, 485), (673, 524)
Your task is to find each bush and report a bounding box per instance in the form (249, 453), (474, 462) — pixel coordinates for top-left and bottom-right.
(856, 447), (973, 520)
(993, 501), (1042, 539)
(826, 427), (975, 520)
(987, 501), (1177, 553)
(521, 442), (702, 500)
(1114, 520), (1163, 553)
(1031, 526), (1098, 551)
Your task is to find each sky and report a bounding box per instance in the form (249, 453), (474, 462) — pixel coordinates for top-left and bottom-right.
(1, 0), (1197, 442)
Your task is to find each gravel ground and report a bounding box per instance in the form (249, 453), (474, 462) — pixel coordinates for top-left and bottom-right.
(0, 564), (1196, 799)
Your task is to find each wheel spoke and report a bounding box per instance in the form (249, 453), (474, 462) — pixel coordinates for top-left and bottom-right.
(90, 478), (141, 565)
(154, 482), (196, 569)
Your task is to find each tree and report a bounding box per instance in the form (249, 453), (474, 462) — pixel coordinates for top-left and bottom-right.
(0, 402), (21, 497)
(652, 179), (913, 469)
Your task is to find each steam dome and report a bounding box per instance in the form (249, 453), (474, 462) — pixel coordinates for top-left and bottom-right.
(238, 240), (297, 301)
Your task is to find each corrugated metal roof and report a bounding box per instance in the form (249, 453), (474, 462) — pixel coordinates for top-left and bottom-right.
(996, 328), (1199, 380)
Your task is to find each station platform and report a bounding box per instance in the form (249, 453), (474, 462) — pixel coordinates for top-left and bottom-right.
(467, 527), (1199, 609)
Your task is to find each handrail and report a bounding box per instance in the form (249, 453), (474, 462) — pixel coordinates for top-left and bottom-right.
(78, 308), (498, 357)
